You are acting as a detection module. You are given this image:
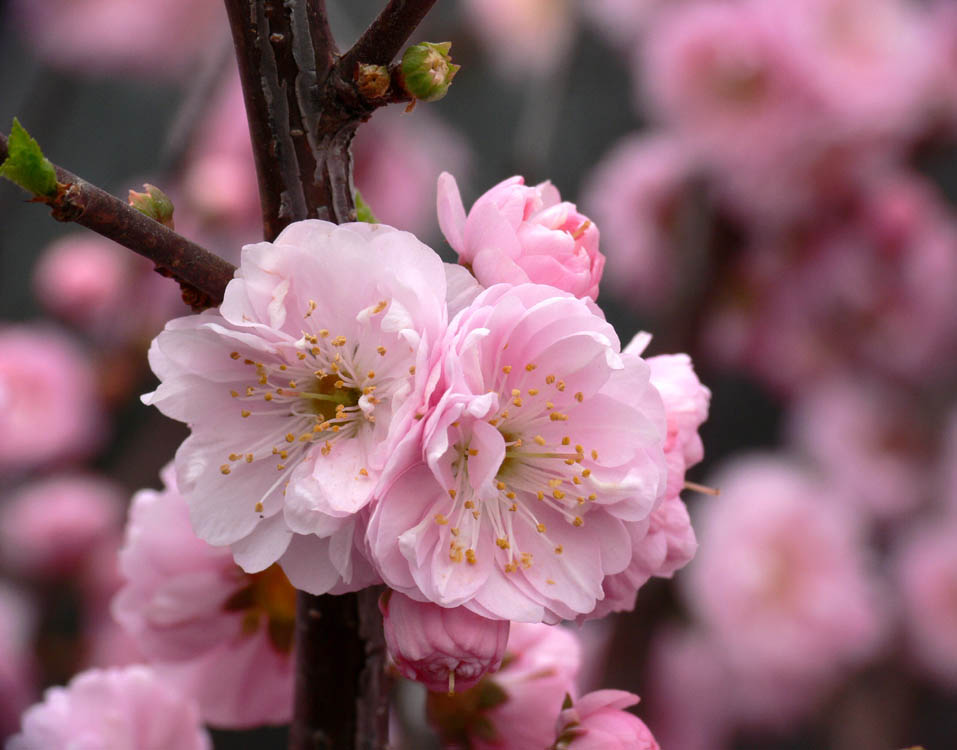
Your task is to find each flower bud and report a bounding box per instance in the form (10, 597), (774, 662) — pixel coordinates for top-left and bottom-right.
(554, 690), (660, 750)
(399, 42), (460, 102)
(380, 590), (508, 694)
(128, 183), (174, 228)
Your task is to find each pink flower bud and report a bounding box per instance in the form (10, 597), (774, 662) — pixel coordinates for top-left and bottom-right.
(437, 172), (605, 300)
(380, 591), (509, 694)
(555, 690), (659, 750)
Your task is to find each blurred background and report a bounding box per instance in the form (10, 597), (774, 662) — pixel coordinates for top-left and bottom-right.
(1, 0), (957, 747)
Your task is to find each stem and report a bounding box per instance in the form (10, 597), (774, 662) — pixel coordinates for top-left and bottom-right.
(0, 133), (235, 308)
(290, 589), (390, 750)
(339, 0), (440, 70)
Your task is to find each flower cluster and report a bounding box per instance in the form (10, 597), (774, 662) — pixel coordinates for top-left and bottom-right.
(138, 176), (707, 726)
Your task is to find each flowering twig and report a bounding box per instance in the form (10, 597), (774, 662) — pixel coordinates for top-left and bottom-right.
(223, 1), (443, 748)
(0, 131), (235, 309)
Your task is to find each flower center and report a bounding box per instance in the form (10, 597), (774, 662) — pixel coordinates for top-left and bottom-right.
(223, 563), (297, 653)
(440, 362), (602, 576)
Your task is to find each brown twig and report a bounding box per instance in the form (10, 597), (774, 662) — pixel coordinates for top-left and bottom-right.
(339, 0), (440, 70)
(0, 133), (235, 308)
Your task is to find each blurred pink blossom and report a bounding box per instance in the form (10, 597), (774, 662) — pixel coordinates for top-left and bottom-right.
(460, 0), (574, 78)
(787, 378), (930, 520)
(641, 1), (820, 175)
(428, 622), (581, 749)
(706, 178), (957, 391)
(7, 666), (211, 750)
(438, 173), (604, 300)
(581, 134), (693, 309)
(555, 689), (659, 750)
(0, 475), (124, 578)
(0, 325), (102, 472)
(381, 590), (509, 694)
(894, 516), (957, 689)
(682, 455), (885, 724)
(33, 235), (129, 329)
(10, 0), (226, 79)
(112, 465), (294, 727)
(769, 0), (936, 140)
(368, 284), (668, 623)
(180, 73), (260, 232)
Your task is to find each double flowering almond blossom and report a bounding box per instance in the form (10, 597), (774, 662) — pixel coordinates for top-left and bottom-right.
(8, 666), (211, 750)
(144, 220), (453, 594)
(438, 172), (605, 300)
(112, 465), (294, 727)
(368, 283), (669, 623)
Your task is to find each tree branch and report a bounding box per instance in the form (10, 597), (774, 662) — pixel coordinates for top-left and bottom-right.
(339, 0), (440, 71)
(0, 133), (235, 309)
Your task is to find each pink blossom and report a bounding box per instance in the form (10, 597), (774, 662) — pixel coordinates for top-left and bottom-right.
(180, 73), (260, 232)
(0, 475), (123, 578)
(0, 325), (102, 472)
(706, 178), (957, 391)
(555, 690), (659, 750)
(381, 590), (509, 693)
(438, 173), (605, 300)
(144, 220), (451, 594)
(894, 516), (957, 688)
(787, 378), (929, 520)
(581, 135), (694, 310)
(682, 455), (885, 716)
(641, 1), (821, 174)
(428, 622), (581, 750)
(769, 0), (936, 140)
(353, 107), (471, 242)
(643, 345), (711, 499)
(33, 234), (129, 328)
(588, 493), (695, 619)
(7, 666), (211, 750)
(368, 283), (668, 623)
(112, 464), (294, 727)
(10, 0), (227, 79)
(460, 0), (574, 78)
(583, 336), (704, 619)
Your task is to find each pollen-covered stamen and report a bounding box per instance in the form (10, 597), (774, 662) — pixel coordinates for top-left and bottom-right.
(220, 308), (410, 502)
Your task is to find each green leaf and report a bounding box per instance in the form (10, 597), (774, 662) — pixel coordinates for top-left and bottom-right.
(355, 190), (378, 223)
(0, 118), (58, 197)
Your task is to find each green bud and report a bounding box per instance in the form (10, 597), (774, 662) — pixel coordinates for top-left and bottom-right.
(399, 42), (460, 103)
(354, 190), (378, 224)
(129, 183), (175, 229)
(0, 118), (58, 198)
